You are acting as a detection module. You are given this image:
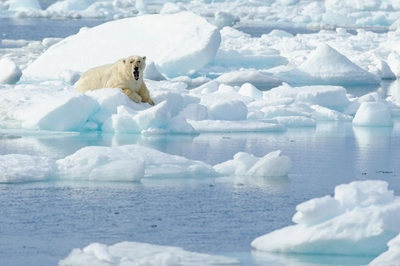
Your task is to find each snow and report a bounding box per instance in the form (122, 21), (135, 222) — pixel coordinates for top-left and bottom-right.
(214, 150), (292, 177)
(353, 102), (394, 127)
(251, 180), (400, 256)
(276, 43), (381, 85)
(0, 154), (56, 183)
(59, 241), (239, 266)
(0, 57), (22, 84)
(2, 144), (221, 183)
(23, 12), (221, 79)
(1, 0), (400, 264)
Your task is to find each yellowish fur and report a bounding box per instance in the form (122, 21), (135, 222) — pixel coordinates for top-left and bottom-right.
(76, 55), (154, 105)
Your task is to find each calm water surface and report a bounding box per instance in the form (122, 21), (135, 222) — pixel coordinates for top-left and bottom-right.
(1, 122), (399, 266)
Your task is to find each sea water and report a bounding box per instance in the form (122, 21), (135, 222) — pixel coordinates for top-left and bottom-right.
(1, 19), (400, 266)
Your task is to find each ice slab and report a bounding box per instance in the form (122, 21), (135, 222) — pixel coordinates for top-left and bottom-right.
(23, 12), (221, 79)
(251, 180), (400, 256)
(214, 150), (292, 177)
(59, 241), (239, 266)
(0, 154), (55, 183)
(57, 144), (218, 181)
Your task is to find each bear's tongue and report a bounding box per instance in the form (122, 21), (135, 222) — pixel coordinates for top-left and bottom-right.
(134, 70), (139, 80)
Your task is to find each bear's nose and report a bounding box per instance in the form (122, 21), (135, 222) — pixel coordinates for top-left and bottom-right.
(134, 66), (139, 71)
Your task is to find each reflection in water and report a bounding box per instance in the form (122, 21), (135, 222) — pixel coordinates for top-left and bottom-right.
(353, 125), (395, 176)
(251, 249), (374, 266)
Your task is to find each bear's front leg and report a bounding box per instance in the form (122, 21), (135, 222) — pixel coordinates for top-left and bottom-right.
(122, 88), (142, 103)
(138, 83), (155, 106)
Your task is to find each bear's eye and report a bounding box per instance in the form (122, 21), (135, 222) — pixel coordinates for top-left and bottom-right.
(138, 61), (141, 63)
(130, 60), (134, 64)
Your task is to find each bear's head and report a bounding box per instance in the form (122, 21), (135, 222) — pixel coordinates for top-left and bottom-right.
(123, 55), (146, 81)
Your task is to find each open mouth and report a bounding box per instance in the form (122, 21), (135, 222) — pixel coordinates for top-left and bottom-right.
(133, 69), (139, 80)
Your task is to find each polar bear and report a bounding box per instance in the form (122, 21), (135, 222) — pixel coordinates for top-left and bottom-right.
(76, 55), (154, 105)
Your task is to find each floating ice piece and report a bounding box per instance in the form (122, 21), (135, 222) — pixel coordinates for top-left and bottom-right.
(251, 180), (400, 256)
(23, 12), (221, 79)
(280, 43), (381, 85)
(59, 241), (239, 266)
(57, 145), (145, 181)
(0, 154), (55, 183)
(214, 150), (291, 177)
(0, 58), (22, 84)
(353, 102), (393, 127)
(57, 144), (218, 181)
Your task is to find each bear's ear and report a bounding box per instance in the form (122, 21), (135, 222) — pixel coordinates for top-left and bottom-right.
(122, 59), (126, 64)
(142, 56), (146, 61)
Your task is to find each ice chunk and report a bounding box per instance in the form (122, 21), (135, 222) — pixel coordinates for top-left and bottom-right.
(57, 144), (218, 180)
(179, 103), (208, 121)
(46, 0), (95, 12)
(0, 58), (22, 84)
(264, 84), (350, 111)
(22, 93), (98, 131)
(23, 12), (221, 79)
(251, 180), (400, 256)
(353, 102), (393, 127)
(280, 43), (381, 85)
(57, 145), (145, 182)
(143, 60), (166, 81)
(238, 83), (264, 100)
(209, 99), (248, 121)
(214, 150), (291, 177)
(159, 2), (187, 14)
(0, 154), (55, 183)
(59, 241), (239, 266)
(212, 11), (240, 29)
(311, 105), (353, 121)
(59, 69), (81, 85)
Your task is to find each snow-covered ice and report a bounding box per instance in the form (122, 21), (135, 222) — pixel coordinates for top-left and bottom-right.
(214, 150), (291, 177)
(59, 241), (239, 266)
(251, 180), (400, 257)
(23, 12), (221, 79)
(0, 57), (22, 84)
(0, 154), (55, 183)
(1, 0), (400, 265)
